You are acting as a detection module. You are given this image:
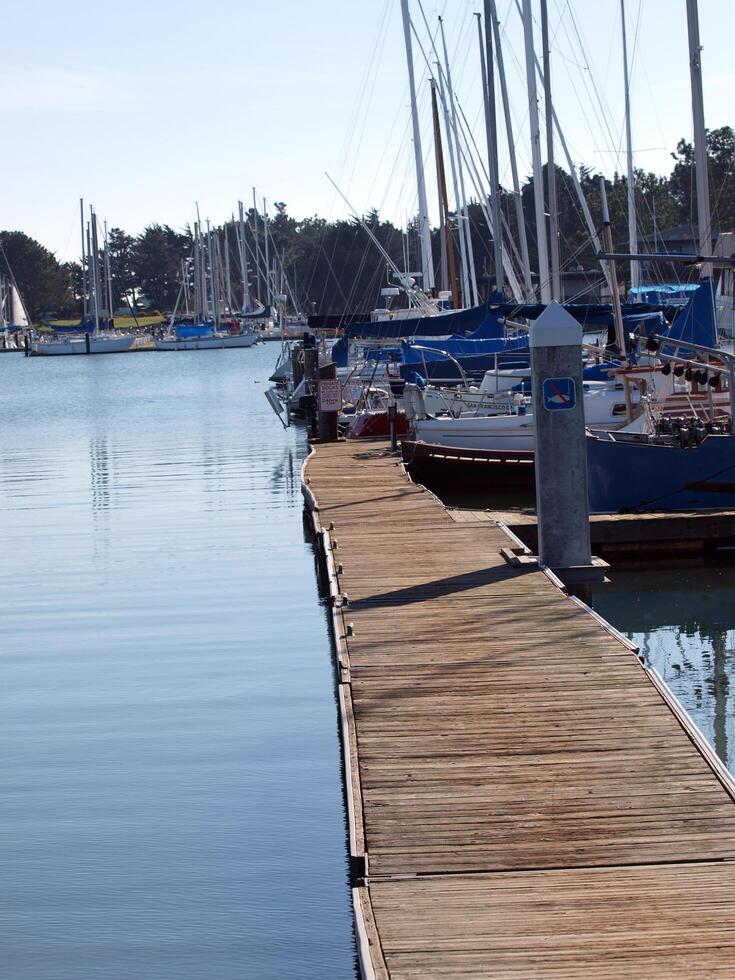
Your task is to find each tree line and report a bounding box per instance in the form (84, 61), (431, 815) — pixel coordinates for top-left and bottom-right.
(3, 127), (734, 321)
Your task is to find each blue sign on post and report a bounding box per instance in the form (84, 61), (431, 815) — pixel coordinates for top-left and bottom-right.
(542, 377), (576, 411)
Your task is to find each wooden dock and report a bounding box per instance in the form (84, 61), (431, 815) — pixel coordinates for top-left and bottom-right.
(303, 439), (735, 978)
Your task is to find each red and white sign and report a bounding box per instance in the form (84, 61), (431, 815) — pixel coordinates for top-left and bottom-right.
(318, 378), (342, 413)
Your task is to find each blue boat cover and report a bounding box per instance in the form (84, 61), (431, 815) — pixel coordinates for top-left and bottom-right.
(401, 335), (528, 363)
(343, 302), (501, 339)
(400, 336), (530, 383)
(175, 323), (214, 339)
(662, 278), (717, 352)
(628, 283), (699, 305)
(491, 301), (669, 328)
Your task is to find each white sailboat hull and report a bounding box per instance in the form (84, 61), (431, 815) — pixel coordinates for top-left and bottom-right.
(413, 385), (634, 452)
(155, 332), (258, 351)
(33, 335), (135, 356)
(220, 332), (258, 348)
(155, 337), (223, 351)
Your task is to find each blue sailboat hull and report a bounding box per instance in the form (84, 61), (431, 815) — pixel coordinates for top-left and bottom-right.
(587, 432), (735, 512)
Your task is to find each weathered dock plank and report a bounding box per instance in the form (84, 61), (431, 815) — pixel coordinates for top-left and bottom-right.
(304, 439), (735, 978)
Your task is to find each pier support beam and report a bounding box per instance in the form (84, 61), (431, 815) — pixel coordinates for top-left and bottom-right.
(530, 302), (602, 583)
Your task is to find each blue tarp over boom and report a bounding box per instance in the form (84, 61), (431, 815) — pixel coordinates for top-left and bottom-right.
(400, 335), (530, 383)
(661, 278), (717, 353)
(491, 301), (672, 327)
(343, 301), (503, 339)
(175, 323), (214, 339)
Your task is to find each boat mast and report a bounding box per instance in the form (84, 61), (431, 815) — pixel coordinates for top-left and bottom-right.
(521, 0), (551, 303)
(431, 78), (459, 308)
(621, 0), (639, 292)
(399, 0), (435, 293)
(540, 0), (561, 301)
(192, 223), (201, 321)
(487, 1), (533, 300)
(79, 198), (88, 321)
(223, 221), (233, 315)
(206, 220), (219, 330)
(0, 278), (7, 334)
(103, 220), (114, 327)
(435, 64), (470, 307)
(439, 16), (478, 306)
(599, 177), (626, 356)
(263, 198), (272, 308)
(237, 201), (252, 313)
(252, 189), (264, 304)
(87, 219), (99, 337)
(182, 258), (190, 315)
(685, 0), (713, 279)
(477, 8), (503, 297)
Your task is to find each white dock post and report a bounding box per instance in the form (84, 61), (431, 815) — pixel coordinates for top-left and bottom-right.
(530, 302), (603, 583)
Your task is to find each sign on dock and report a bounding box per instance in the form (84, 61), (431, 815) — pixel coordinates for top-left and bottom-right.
(318, 378), (342, 413)
(542, 376), (576, 411)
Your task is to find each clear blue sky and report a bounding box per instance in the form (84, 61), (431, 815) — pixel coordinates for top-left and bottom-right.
(2, 0), (733, 260)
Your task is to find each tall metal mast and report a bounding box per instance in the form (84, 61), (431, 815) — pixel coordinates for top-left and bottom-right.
(252, 189), (264, 303)
(540, 0), (561, 300)
(521, 0), (551, 302)
(223, 221), (233, 314)
(439, 16), (478, 306)
(399, 0), (435, 292)
(237, 201), (252, 313)
(435, 65), (469, 306)
(87, 215), (100, 336)
(103, 220), (114, 325)
(685, 0), (713, 279)
(488, 0), (533, 299)
(621, 0), (639, 291)
(478, 8), (503, 296)
(263, 198), (271, 307)
(79, 198), (88, 320)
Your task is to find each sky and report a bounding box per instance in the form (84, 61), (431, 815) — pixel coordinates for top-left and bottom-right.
(2, 0), (734, 261)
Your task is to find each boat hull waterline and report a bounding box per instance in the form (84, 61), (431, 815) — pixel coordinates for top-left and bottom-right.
(33, 335), (136, 356)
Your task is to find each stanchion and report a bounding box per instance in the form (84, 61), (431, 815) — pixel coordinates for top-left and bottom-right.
(388, 402), (398, 452)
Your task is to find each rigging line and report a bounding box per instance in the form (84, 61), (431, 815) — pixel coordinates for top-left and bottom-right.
(338, 0), (392, 192)
(544, 0), (619, 171)
(563, 0), (622, 159)
(345, 0), (394, 195)
(310, 0), (391, 304)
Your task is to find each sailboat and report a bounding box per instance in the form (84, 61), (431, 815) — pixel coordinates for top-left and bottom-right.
(584, 0), (735, 513)
(33, 201), (135, 356)
(155, 214), (258, 352)
(0, 276), (30, 350)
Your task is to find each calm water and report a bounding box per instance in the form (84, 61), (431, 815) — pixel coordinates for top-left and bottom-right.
(591, 565), (735, 773)
(0, 345), (355, 979)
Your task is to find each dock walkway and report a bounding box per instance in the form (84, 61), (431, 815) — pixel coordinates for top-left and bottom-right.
(303, 439), (735, 978)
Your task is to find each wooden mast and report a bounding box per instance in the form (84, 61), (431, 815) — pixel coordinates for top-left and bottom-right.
(431, 78), (459, 309)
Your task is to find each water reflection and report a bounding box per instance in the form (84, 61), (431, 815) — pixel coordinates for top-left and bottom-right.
(89, 437), (111, 514)
(0, 346), (355, 980)
(591, 566), (735, 771)
(270, 444), (299, 498)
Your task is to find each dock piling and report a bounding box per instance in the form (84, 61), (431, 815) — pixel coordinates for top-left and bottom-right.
(530, 301), (600, 582)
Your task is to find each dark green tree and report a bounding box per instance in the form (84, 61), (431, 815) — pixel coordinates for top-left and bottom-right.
(670, 126), (735, 230)
(130, 225), (191, 311)
(106, 228), (136, 310)
(0, 231), (75, 318)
